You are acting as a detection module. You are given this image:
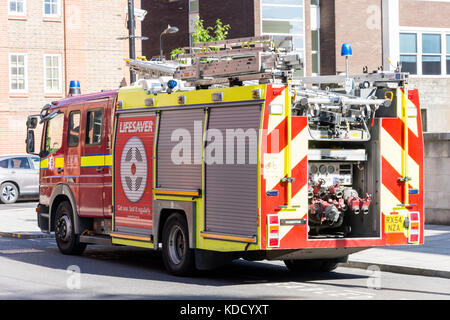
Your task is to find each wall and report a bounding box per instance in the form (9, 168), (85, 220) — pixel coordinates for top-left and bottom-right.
(141, 0), (189, 59)
(409, 78), (450, 133)
(424, 133), (450, 225)
(0, 0), (138, 155)
(400, 0), (450, 29)
(199, 0), (256, 39)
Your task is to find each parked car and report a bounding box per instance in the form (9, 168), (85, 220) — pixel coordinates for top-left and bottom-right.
(0, 155), (40, 204)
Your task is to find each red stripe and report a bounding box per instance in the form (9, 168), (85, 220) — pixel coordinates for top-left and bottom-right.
(382, 120), (422, 166)
(381, 157), (403, 203)
(266, 116), (307, 154)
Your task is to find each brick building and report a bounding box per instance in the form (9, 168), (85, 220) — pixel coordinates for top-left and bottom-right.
(141, 0), (450, 133)
(1, 0), (142, 155)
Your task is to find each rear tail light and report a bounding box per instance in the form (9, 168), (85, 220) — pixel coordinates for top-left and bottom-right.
(267, 214), (280, 248)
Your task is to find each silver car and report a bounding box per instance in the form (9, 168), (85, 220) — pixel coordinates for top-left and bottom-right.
(0, 155), (40, 204)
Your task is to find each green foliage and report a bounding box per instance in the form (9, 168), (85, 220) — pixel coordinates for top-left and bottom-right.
(171, 17), (231, 60)
(170, 48), (186, 61)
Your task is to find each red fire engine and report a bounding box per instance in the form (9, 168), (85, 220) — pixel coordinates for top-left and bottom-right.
(26, 37), (424, 275)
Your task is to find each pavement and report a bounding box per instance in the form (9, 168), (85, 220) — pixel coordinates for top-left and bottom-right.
(0, 202), (449, 279)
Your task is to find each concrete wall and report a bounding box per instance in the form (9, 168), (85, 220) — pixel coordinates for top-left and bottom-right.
(409, 78), (450, 133)
(424, 133), (450, 225)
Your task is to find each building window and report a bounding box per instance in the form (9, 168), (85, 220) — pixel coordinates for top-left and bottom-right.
(261, 0), (305, 76)
(189, 0), (199, 12)
(400, 33), (417, 75)
(9, 0), (26, 15)
(446, 35), (450, 75)
(9, 53), (27, 92)
(422, 34), (441, 75)
(44, 54), (61, 93)
(43, 0), (60, 17)
(400, 30), (450, 76)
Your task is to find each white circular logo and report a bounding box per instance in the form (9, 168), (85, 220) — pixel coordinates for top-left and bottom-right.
(120, 136), (148, 203)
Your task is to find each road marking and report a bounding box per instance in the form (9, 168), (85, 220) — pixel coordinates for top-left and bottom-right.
(265, 282), (376, 299)
(0, 248), (44, 254)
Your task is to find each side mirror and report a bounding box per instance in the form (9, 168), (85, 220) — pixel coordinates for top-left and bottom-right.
(26, 130), (35, 154)
(27, 116), (38, 129)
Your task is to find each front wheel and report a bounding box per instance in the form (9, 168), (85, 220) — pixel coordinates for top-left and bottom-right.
(54, 201), (86, 255)
(162, 213), (195, 276)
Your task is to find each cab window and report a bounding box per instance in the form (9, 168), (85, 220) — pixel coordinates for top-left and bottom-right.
(68, 111), (81, 147)
(44, 112), (64, 155)
(85, 109), (103, 145)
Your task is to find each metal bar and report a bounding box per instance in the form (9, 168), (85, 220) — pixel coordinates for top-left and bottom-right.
(127, 0), (136, 83)
(402, 85), (410, 206)
(200, 232), (256, 243)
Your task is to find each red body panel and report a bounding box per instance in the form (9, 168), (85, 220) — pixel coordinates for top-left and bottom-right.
(39, 91), (116, 220)
(114, 115), (156, 231)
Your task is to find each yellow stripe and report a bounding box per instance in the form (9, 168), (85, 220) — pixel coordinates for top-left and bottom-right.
(200, 232), (256, 243)
(111, 238), (154, 249)
(104, 155), (113, 166)
(80, 155), (112, 167)
(40, 158), (48, 169)
(110, 233), (151, 241)
(152, 189), (200, 197)
(55, 157), (64, 168)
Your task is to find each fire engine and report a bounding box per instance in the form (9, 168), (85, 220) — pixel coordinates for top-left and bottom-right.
(26, 36), (424, 275)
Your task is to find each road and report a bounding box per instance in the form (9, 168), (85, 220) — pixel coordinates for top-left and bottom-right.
(0, 202), (449, 300)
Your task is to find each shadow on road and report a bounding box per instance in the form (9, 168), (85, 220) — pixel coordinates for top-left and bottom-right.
(0, 241), (367, 288)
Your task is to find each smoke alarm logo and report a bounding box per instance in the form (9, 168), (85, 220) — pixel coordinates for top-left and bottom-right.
(120, 136), (148, 203)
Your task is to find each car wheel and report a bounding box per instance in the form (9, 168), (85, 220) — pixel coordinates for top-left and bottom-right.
(54, 201), (87, 255)
(162, 213), (195, 276)
(0, 182), (19, 204)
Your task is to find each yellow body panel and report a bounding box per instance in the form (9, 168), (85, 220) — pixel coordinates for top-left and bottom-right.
(117, 84), (266, 109)
(113, 83), (268, 252)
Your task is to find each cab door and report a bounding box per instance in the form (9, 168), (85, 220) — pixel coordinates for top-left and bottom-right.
(78, 99), (111, 218)
(39, 111), (66, 206)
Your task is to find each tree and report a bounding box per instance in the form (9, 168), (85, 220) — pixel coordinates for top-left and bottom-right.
(171, 17), (231, 60)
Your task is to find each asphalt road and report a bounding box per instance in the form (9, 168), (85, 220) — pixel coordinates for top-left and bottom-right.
(0, 201), (449, 301)
(0, 235), (449, 300)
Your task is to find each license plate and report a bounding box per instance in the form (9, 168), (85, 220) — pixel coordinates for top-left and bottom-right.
(385, 214), (404, 233)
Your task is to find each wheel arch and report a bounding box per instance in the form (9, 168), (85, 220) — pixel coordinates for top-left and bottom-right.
(153, 200), (196, 249)
(49, 184), (81, 234)
(1, 180), (20, 194)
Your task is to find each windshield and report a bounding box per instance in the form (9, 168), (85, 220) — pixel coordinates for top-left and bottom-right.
(44, 113), (64, 155)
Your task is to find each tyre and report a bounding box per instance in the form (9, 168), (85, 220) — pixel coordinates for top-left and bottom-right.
(0, 182), (19, 204)
(54, 201), (87, 255)
(284, 259), (340, 273)
(162, 213), (195, 276)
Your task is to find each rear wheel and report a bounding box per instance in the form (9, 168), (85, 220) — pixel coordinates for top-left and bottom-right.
(162, 213), (195, 276)
(284, 259), (340, 273)
(54, 201), (86, 255)
(0, 182), (19, 204)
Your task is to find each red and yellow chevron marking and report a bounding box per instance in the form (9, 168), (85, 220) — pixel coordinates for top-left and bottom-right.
(260, 86), (424, 250)
(380, 88), (424, 245)
(260, 85), (309, 249)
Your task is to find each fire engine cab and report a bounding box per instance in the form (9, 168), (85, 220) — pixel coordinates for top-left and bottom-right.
(26, 36), (424, 275)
